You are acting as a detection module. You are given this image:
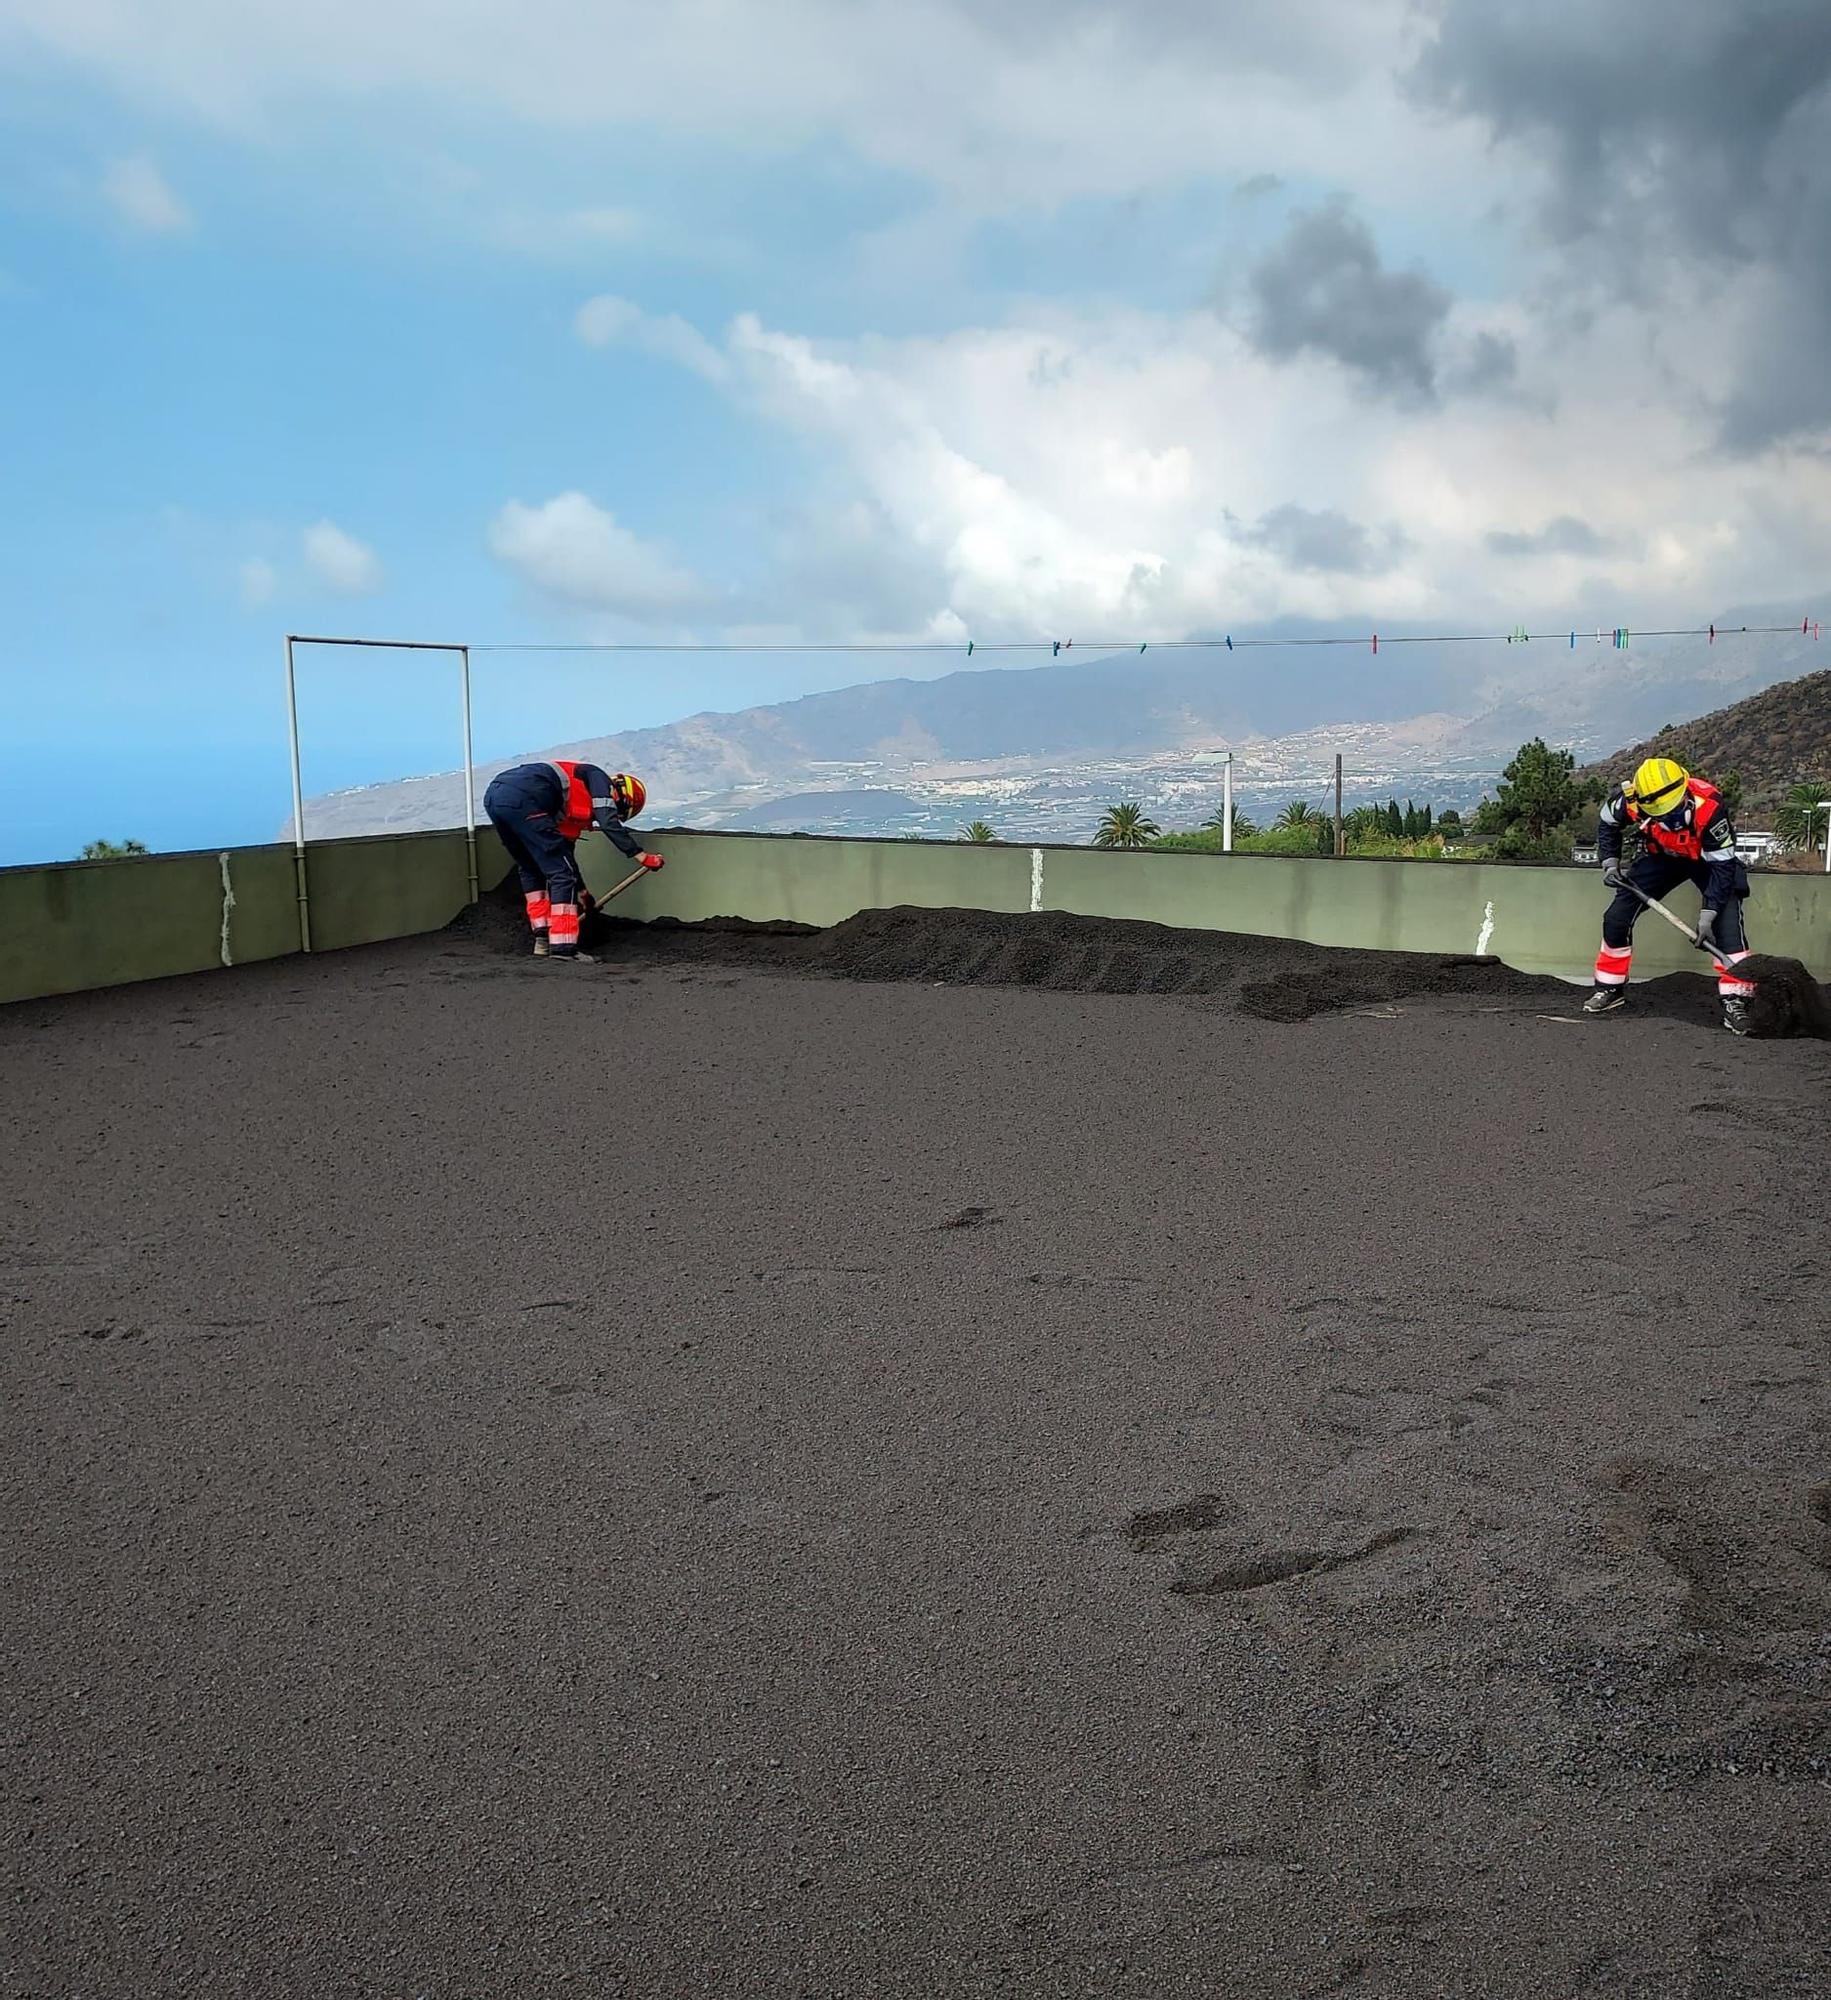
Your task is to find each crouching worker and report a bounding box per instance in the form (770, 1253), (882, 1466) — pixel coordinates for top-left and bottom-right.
(482, 761), (663, 961)
(1583, 756), (1754, 1034)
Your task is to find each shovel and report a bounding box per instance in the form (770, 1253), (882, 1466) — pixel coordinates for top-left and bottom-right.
(1616, 876), (1734, 973)
(580, 862), (654, 916)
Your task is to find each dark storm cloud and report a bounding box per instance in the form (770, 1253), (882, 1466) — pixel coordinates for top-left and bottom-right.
(1484, 516), (1612, 559)
(1446, 328), (1518, 395)
(1245, 199), (1452, 403)
(1412, 0), (1831, 448)
(1246, 504), (1409, 575)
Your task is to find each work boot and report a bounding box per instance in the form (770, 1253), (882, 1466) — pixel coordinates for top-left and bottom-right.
(1582, 986), (1626, 1016)
(547, 950), (598, 966)
(532, 934), (550, 957)
(1722, 997), (1751, 1037)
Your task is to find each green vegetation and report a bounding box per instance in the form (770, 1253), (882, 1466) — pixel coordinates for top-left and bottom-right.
(1093, 802), (1162, 849)
(79, 839), (148, 860)
(1200, 804), (1259, 840)
(958, 821), (997, 842)
(1773, 780), (1831, 852)
(1152, 823), (1454, 860)
(1470, 738), (1605, 861)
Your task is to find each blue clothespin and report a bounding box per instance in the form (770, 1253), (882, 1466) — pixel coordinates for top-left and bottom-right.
(1569, 631), (1575, 649)
(966, 640), (973, 656)
(1138, 642), (1146, 653)
(1052, 639), (1060, 656)
(1225, 635), (1233, 651)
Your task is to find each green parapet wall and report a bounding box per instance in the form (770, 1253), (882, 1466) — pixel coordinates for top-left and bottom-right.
(576, 830), (1035, 927)
(614, 831), (1831, 984)
(0, 845), (298, 1004)
(4, 825), (1827, 1006)
(0, 830), (515, 1005)
(303, 829), (506, 952)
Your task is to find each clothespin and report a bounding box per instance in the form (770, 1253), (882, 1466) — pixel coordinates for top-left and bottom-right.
(966, 640), (974, 656)
(1708, 625), (1714, 644)
(1371, 632), (1378, 654)
(1569, 631), (1575, 649)
(1225, 635), (1233, 651)
(1052, 639), (1060, 656)
(1138, 642), (1146, 653)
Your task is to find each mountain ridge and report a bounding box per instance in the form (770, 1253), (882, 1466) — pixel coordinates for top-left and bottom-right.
(1576, 668), (1831, 817)
(295, 601), (1830, 841)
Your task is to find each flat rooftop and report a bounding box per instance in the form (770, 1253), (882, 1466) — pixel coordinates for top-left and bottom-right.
(4, 911), (1828, 1998)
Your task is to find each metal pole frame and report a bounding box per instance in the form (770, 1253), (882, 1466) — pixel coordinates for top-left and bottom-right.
(459, 646), (479, 905)
(1221, 754), (1234, 854)
(285, 635), (312, 953)
(1334, 753), (1345, 858)
(284, 633), (482, 957)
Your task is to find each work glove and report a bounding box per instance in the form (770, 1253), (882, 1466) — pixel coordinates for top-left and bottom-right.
(1600, 856), (1626, 889)
(1695, 909), (1718, 949)
(639, 852), (665, 871)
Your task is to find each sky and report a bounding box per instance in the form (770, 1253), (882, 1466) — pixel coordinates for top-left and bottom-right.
(2, 1), (1830, 862)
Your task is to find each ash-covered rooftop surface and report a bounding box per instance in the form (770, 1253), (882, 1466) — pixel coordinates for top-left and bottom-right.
(4, 910), (1828, 1998)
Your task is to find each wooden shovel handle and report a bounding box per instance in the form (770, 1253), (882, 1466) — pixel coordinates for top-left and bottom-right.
(589, 862), (652, 908)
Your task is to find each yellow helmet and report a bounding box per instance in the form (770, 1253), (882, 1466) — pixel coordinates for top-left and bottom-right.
(1631, 756), (1690, 819)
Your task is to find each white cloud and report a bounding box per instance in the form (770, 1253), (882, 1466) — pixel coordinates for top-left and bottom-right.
(608, 299), (1831, 639)
(488, 492), (705, 614)
(239, 557), (278, 607)
(574, 295), (729, 381)
(101, 155), (192, 234)
(301, 520), (384, 595)
(9, 4), (1482, 220)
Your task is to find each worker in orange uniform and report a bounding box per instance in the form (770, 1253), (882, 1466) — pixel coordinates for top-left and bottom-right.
(1584, 756), (1753, 1034)
(482, 761), (661, 961)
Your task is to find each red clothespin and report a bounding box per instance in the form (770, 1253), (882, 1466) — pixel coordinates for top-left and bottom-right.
(1708, 624), (1715, 644)
(1371, 632), (1378, 654)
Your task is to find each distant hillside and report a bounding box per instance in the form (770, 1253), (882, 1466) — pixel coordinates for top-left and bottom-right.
(295, 600), (1827, 839)
(1576, 669), (1831, 818)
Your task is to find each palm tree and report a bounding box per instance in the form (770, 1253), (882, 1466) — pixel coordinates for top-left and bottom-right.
(1274, 800), (1323, 830)
(1342, 805), (1383, 841)
(959, 821), (997, 842)
(1773, 780), (1831, 852)
(1201, 804), (1259, 839)
(1093, 802), (1161, 849)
